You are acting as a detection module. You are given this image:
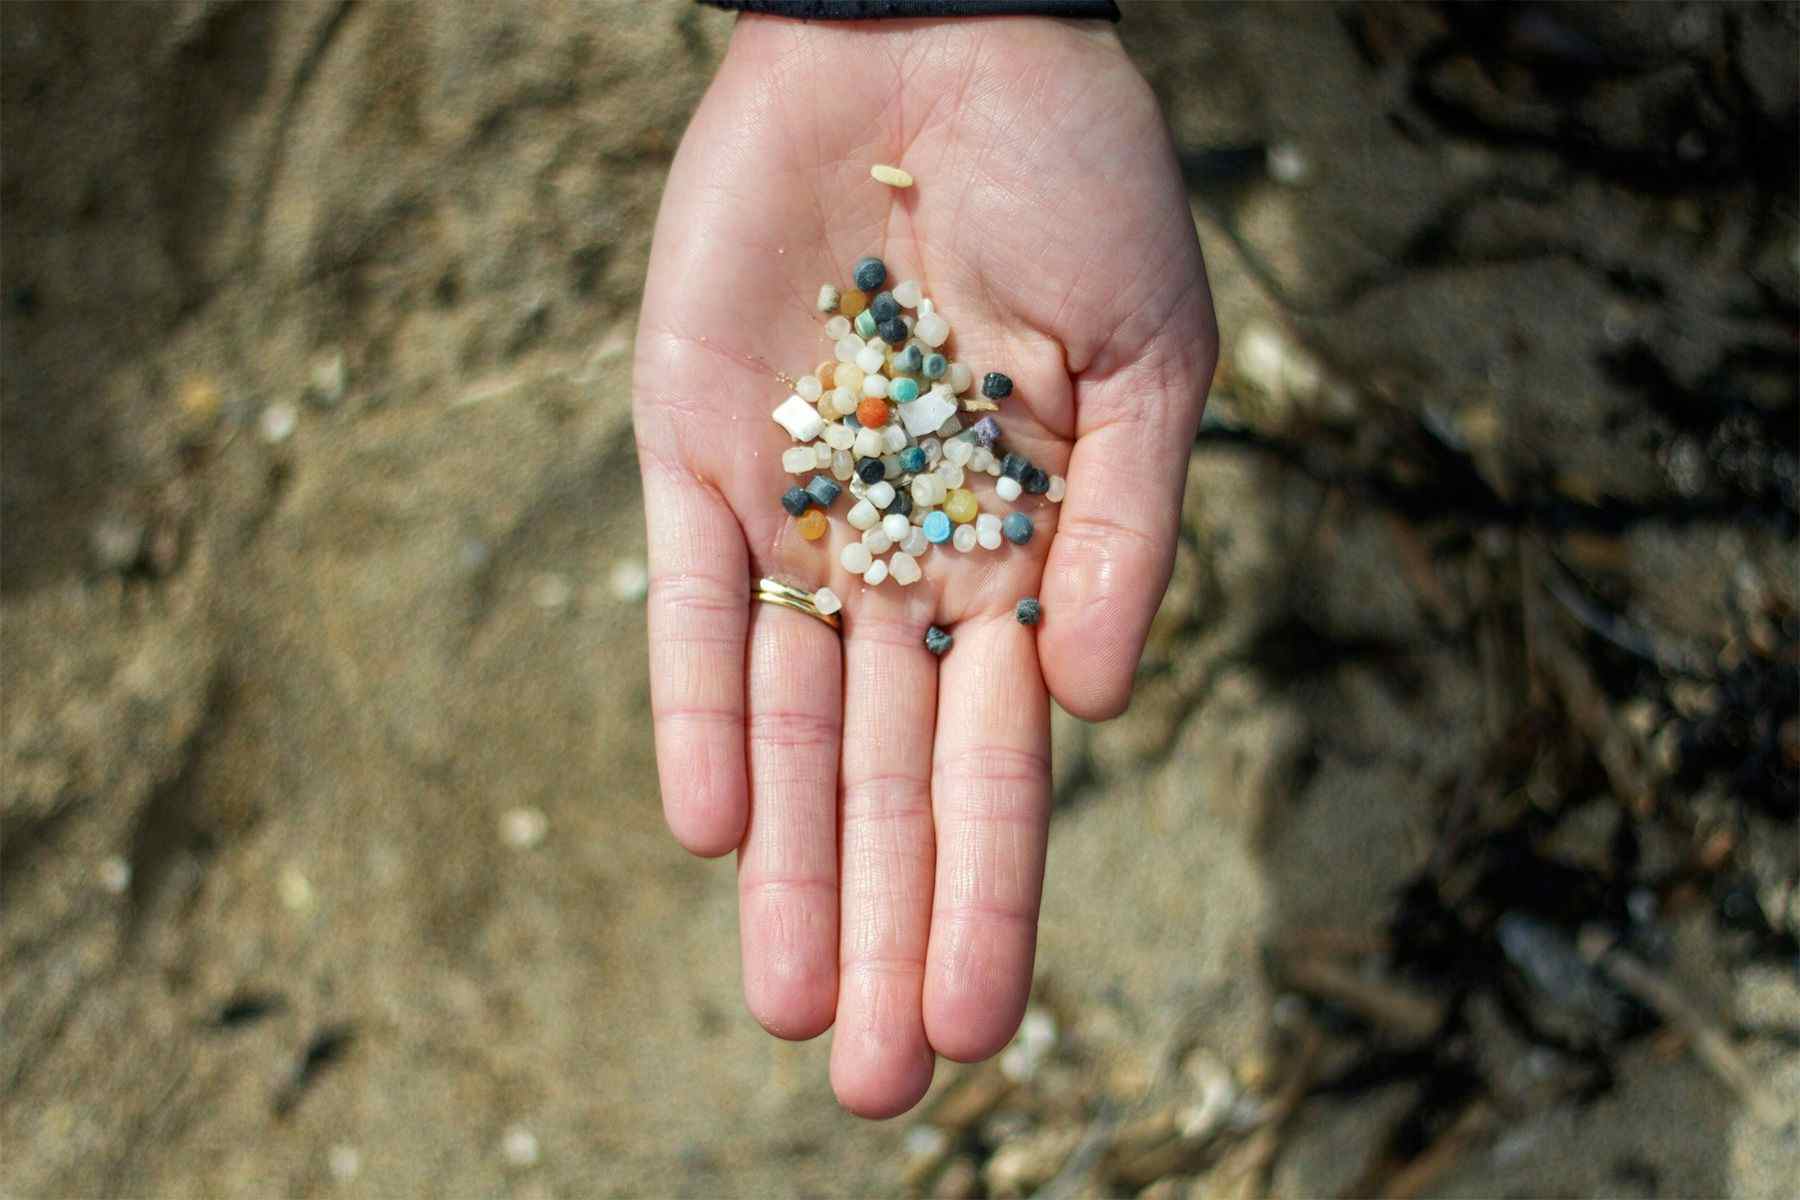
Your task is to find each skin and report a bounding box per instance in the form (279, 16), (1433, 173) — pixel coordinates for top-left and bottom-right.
(633, 13), (1216, 1119)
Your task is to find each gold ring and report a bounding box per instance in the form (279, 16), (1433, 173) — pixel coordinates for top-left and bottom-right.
(753, 577), (840, 631)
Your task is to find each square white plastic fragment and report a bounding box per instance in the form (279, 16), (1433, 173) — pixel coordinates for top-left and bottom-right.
(773, 394), (825, 442)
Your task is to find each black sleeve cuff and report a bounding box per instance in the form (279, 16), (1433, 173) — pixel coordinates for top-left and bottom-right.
(700, 1), (1121, 21)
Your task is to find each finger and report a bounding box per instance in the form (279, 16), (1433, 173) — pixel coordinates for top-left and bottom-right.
(737, 600), (843, 1040)
(642, 456), (750, 857)
(1039, 311), (1217, 719)
(923, 615), (1052, 1062)
(829, 604), (939, 1118)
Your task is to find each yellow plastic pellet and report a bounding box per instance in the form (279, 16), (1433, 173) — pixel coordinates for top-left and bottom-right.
(871, 164), (914, 188)
(841, 288), (868, 318)
(944, 488), (978, 524)
(797, 509), (828, 541)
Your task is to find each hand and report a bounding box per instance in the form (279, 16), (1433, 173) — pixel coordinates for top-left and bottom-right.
(633, 13), (1216, 1117)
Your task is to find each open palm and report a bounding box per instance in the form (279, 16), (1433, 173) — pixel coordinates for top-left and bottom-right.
(633, 13), (1215, 1118)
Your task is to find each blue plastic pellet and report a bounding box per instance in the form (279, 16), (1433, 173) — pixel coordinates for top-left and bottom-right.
(853, 256), (886, 292)
(890, 377), (920, 404)
(922, 353), (947, 380)
(1015, 597), (1042, 626)
(1002, 512), (1034, 545)
(871, 291), (899, 322)
(970, 416), (1002, 448)
(924, 625), (954, 656)
(923, 511), (953, 544)
(981, 372), (1013, 399)
(781, 487), (811, 517)
(805, 476), (842, 508)
(899, 446), (927, 473)
(894, 345), (924, 375)
(844, 412), (861, 429)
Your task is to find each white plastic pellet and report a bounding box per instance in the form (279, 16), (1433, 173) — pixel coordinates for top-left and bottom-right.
(919, 298), (935, 318)
(825, 423), (856, 450)
(862, 527), (893, 555)
(831, 387), (859, 415)
(894, 280), (922, 308)
(835, 335), (865, 364)
(862, 373), (889, 399)
(977, 526), (1003, 550)
(782, 447), (814, 473)
(818, 285), (841, 314)
(970, 447), (994, 472)
(901, 315), (915, 335)
(880, 424), (907, 454)
(953, 524), (978, 552)
(871, 163), (914, 188)
(901, 389), (958, 438)
(864, 558), (889, 586)
(867, 337), (890, 354)
(921, 436), (943, 466)
(841, 543), (872, 573)
(796, 374), (822, 401)
(837, 363), (866, 391)
(890, 551), (921, 585)
(815, 442), (834, 468)
(902, 528), (930, 557)
(853, 426), (883, 458)
(996, 475), (1023, 502)
(944, 438), (974, 467)
(916, 314), (950, 348)
(847, 499), (879, 530)
(1047, 474), (1067, 502)
(882, 513), (911, 542)
(948, 362), (973, 393)
(868, 480), (896, 509)
(773, 394), (826, 442)
(977, 513), (1002, 538)
(987, 459), (1002, 476)
(832, 449), (855, 480)
(882, 455), (903, 479)
(825, 315), (851, 339)
(910, 477), (935, 507)
(855, 344), (886, 374)
(814, 586), (842, 615)
(936, 461), (965, 489)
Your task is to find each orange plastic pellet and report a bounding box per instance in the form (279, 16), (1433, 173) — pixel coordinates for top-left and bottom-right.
(796, 509), (828, 541)
(817, 361), (836, 389)
(856, 397), (890, 428)
(841, 288), (868, 318)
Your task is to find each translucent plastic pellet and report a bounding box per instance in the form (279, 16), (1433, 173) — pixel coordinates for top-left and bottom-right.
(863, 558), (888, 586)
(902, 528), (929, 557)
(977, 513), (1002, 539)
(936, 461), (965, 489)
(855, 344), (886, 374)
(832, 449), (855, 481)
(814, 586), (842, 615)
(815, 442), (834, 468)
(970, 447), (994, 472)
(835, 336), (864, 364)
(894, 280), (922, 308)
(847, 499), (879, 530)
(841, 543), (872, 573)
(825, 423), (856, 450)
(995, 475), (1023, 503)
(862, 527), (893, 555)
(837, 363), (866, 392)
(1046, 475), (1067, 502)
(818, 361), (837, 387)
(916, 313), (950, 348)
(854, 426), (884, 458)
(952, 524), (977, 552)
(918, 298), (935, 318)
(782, 447), (815, 473)
(890, 551), (921, 585)
(944, 438), (974, 467)
(882, 513), (911, 542)
(921, 436), (943, 467)
(948, 362), (973, 394)
(987, 459), (1002, 476)
(863, 373), (889, 399)
(868, 480), (896, 509)
(977, 526), (1002, 551)
(880, 424), (908, 454)
(848, 477), (868, 501)
(830, 387), (859, 416)
(818, 285), (841, 315)
(910, 476), (938, 507)
(796, 374), (822, 402)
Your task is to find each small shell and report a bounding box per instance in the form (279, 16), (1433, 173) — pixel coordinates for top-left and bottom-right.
(871, 163), (914, 188)
(960, 397), (1001, 413)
